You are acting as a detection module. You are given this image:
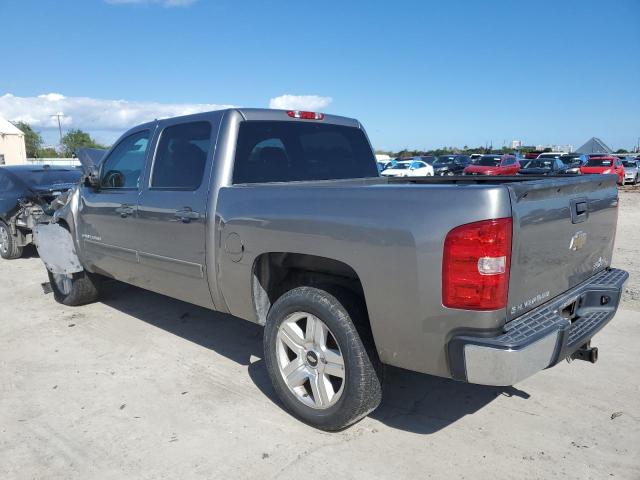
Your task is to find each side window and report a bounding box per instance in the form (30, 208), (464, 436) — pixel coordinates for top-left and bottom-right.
(101, 130), (150, 189)
(151, 121), (212, 190)
(504, 157), (514, 166)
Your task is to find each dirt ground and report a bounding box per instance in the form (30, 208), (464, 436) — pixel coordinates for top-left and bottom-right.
(0, 192), (638, 480)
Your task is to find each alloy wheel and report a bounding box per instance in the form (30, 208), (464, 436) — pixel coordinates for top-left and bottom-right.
(52, 273), (73, 296)
(275, 311), (345, 409)
(0, 226), (9, 255)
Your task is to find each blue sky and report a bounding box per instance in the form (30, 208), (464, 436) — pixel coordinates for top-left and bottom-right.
(0, 0), (638, 151)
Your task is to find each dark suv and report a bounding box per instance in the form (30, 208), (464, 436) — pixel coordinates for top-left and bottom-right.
(433, 155), (471, 175)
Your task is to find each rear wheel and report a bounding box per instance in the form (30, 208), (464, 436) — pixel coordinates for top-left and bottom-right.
(264, 286), (382, 431)
(0, 221), (23, 260)
(48, 270), (101, 306)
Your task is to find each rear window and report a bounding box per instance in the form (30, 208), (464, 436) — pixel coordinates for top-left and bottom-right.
(232, 121), (378, 184)
(477, 157), (501, 166)
(19, 169), (81, 187)
(586, 159), (613, 167)
(522, 160), (552, 169)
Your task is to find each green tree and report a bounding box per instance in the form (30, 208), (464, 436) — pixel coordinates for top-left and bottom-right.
(37, 147), (60, 158)
(14, 121), (43, 157)
(615, 148), (629, 154)
(60, 129), (106, 157)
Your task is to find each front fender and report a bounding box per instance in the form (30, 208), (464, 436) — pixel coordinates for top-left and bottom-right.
(33, 223), (83, 275)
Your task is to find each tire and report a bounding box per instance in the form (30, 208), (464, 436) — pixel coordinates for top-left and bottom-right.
(264, 286), (383, 431)
(0, 221), (23, 260)
(48, 270), (101, 306)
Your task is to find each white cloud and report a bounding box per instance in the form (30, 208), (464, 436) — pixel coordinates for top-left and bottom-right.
(105, 0), (197, 7)
(269, 94), (333, 111)
(0, 93), (234, 132)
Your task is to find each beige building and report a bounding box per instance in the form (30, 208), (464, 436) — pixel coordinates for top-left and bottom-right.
(0, 117), (27, 165)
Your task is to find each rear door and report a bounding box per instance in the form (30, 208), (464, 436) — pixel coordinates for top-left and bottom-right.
(506, 176), (619, 320)
(135, 116), (220, 309)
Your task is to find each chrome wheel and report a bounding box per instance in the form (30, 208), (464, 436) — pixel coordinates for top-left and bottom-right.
(276, 311), (345, 409)
(52, 273), (73, 296)
(0, 225), (8, 255)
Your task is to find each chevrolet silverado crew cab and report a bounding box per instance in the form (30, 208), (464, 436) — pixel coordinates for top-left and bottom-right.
(34, 108), (628, 431)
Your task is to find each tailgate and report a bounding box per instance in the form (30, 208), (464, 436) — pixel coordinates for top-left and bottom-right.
(506, 175), (619, 321)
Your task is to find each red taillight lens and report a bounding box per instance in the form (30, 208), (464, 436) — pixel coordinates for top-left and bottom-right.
(442, 217), (512, 310)
(286, 110), (325, 120)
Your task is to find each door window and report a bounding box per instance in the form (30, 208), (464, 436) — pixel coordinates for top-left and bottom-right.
(151, 121), (212, 190)
(101, 130), (150, 189)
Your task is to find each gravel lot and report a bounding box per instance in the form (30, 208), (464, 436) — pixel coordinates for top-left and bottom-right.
(1, 191), (639, 480)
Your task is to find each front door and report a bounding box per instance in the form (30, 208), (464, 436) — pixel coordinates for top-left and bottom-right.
(135, 118), (217, 309)
(78, 128), (152, 283)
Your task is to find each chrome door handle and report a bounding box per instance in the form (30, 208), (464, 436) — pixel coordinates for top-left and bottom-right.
(116, 204), (135, 218)
(174, 207), (200, 223)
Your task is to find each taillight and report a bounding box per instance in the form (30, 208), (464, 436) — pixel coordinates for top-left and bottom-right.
(286, 110), (325, 120)
(442, 218), (512, 310)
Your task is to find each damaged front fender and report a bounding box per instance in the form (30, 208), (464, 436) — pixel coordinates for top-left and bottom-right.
(33, 223), (84, 274)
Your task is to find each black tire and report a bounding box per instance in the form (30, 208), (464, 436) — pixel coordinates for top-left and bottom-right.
(48, 270), (101, 306)
(264, 286), (382, 431)
(0, 221), (23, 260)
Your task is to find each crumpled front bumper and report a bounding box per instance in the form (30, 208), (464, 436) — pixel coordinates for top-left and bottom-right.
(447, 268), (628, 386)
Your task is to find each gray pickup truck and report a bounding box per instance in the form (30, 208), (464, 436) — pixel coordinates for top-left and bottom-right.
(34, 108), (628, 431)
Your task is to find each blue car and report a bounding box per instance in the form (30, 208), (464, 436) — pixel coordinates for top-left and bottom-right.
(0, 165), (81, 259)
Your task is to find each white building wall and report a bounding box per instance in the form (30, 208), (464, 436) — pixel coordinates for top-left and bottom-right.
(0, 133), (27, 165)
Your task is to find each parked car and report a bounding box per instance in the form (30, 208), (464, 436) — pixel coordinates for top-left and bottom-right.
(621, 159), (639, 185)
(579, 156), (625, 185)
(517, 158), (568, 176)
(463, 154), (519, 175)
(433, 155), (470, 175)
(536, 152), (567, 160)
(380, 158), (433, 177)
(34, 108), (627, 431)
(560, 153), (588, 174)
(0, 165), (81, 259)
(524, 151), (545, 159)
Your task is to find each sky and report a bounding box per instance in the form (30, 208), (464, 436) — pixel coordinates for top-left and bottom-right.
(0, 0), (638, 151)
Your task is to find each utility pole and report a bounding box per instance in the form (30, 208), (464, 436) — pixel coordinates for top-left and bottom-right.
(50, 113), (65, 146)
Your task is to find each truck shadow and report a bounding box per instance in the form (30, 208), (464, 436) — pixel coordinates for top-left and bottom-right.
(96, 279), (529, 435)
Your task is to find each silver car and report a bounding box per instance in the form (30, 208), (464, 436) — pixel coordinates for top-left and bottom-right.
(622, 159), (639, 185)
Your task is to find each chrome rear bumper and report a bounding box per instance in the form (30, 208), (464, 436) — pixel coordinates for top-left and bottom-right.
(447, 268), (628, 386)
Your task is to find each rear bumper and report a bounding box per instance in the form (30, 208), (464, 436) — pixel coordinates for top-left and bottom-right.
(447, 268), (628, 386)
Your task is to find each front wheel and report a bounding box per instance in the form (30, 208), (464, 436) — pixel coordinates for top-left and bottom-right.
(48, 270), (101, 306)
(0, 221), (23, 260)
(264, 286), (382, 431)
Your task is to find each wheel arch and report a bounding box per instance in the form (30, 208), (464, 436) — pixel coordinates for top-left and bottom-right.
(251, 252), (375, 345)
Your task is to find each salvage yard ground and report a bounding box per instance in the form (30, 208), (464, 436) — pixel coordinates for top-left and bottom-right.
(1, 191), (639, 480)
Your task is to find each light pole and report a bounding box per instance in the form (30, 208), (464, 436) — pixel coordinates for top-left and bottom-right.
(50, 113), (65, 146)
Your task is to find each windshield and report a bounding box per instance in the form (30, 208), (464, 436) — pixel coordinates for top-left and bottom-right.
(390, 163), (411, 170)
(586, 159), (613, 167)
(476, 157), (501, 166)
(434, 156), (455, 165)
(19, 169), (82, 187)
(522, 160), (553, 169)
(233, 121), (379, 183)
(622, 160), (636, 168)
(537, 153), (561, 159)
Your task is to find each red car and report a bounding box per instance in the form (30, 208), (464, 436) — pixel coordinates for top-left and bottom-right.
(579, 156), (625, 185)
(463, 154), (520, 176)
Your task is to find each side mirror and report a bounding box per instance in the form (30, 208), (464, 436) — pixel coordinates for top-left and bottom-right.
(84, 166), (101, 189)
